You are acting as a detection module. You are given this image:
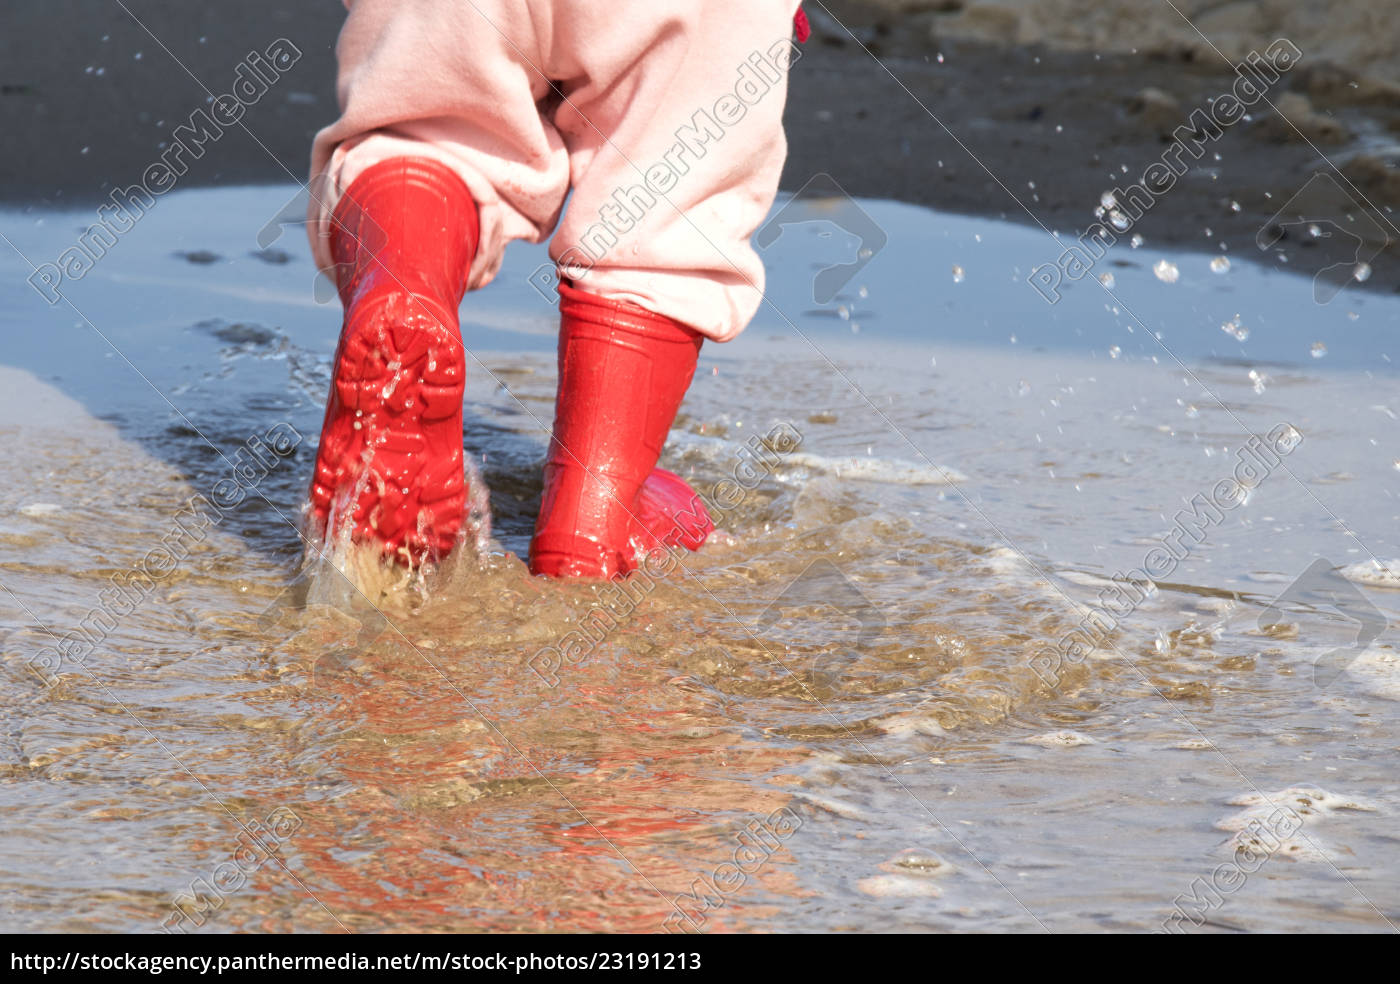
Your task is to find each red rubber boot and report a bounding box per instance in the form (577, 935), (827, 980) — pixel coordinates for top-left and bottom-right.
(529, 282), (714, 579)
(309, 157), (479, 563)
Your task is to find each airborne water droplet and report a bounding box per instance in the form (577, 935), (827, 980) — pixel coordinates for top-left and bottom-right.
(1310, 341), (1327, 359)
(1098, 272), (1115, 288)
(1210, 256), (1230, 274)
(1220, 316), (1248, 342)
(1354, 262), (1372, 282)
(951, 265), (965, 283)
(1153, 259), (1179, 283)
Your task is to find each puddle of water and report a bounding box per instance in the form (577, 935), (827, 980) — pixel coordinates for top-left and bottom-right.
(0, 187), (1396, 932)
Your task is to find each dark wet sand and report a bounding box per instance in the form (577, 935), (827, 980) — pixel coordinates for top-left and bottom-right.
(2, 0), (1396, 287)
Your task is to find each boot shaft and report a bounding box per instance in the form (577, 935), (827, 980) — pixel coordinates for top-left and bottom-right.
(329, 157), (480, 313)
(530, 283), (703, 578)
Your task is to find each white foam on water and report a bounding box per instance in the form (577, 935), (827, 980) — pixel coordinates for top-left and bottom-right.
(1170, 738), (1216, 751)
(856, 875), (943, 898)
(794, 792), (879, 823)
(1227, 832), (1334, 863)
(1192, 597), (1239, 615)
(1344, 647), (1400, 701)
(1022, 730), (1095, 748)
(665, 429), (966, 487)
(19, 503), (62, 518)
(874, 711), (948, 738)
(1339, 559), (1400, 589)
(1225, 786), (1379, 814)
(1215, 785), (1381, 864)
(779, 451), (967, 486)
